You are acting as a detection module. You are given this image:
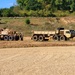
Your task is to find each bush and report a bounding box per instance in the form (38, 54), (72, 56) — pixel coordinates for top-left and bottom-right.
(25, 18), (30, 24)
(54, 10), (70, 17)
(28, 10), (38, 16)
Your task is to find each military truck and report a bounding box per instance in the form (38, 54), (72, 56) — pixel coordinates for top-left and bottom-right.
(0, 28), (23, 41)
(31, 28), (75, 41)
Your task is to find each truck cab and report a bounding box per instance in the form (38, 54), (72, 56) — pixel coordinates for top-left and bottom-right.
(53, 28), (72, 41)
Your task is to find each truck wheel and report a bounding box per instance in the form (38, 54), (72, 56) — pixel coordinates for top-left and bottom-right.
(4, 36), (9, 41)
(39, 35), (44, 41)
(19, 34), (23, 41)
(9, 36), (14, 41)
(53, 35), (59, 41)
(20, 36), (23, 41)
(14, 36), (19, 41)
(60, 35), (66, 41)
(32, 35), (38, 41)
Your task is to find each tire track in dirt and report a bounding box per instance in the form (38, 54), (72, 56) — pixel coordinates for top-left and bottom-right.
(0, 47), (75, 75)
(0, 54), (21, 62)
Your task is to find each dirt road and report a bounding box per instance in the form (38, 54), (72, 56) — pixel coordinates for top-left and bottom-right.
(0, 47), (75, 75)
(0, 37), (75, 48)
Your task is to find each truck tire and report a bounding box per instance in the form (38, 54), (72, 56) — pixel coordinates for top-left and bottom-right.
(14, 36), (19, 41)
(32, 35), (38, 41)
(53, 35), (59, 41)
(20, 36), (23, 41)
(39, 35), (44, 41)
(4, 36), (9, 41)
(9, 36), (14, 41)
(19, 33), (23, 41)
(60, 35), (66, 41)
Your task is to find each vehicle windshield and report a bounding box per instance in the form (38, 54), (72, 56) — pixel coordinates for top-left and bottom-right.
(66, 31), (70, 33)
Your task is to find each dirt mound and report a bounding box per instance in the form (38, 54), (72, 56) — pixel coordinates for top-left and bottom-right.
(60, 17), (75, 24)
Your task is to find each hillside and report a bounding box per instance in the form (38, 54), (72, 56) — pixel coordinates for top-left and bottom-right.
(0, 17), (75, 36)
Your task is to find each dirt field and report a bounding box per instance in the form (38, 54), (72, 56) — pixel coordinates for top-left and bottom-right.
(0, 37), (75, 48)
(0, 47), (75, 75)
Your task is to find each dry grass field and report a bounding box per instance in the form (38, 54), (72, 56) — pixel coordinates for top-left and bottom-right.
(1, 17), (75, 36)
(0, 47), (75, 75)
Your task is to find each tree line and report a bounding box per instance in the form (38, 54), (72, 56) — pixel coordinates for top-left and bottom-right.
(0, 0), (75, 17)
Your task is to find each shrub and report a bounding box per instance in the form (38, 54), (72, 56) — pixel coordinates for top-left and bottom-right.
(28, 10), (38, 16)
(25, 18), (30, 24)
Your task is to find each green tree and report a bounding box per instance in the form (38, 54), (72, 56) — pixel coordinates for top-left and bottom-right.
(17, 0), (25, 10)
(1, 8), (10, 17)
(0, 9), (2, 17)
(1, 0), (75, 17)
(70, 0), (75, 11)
(17, 0), (41, 10)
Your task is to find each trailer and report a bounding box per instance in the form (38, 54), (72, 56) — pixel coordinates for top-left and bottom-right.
(0, 28), (23, 41)
(31, 28), (75, 41)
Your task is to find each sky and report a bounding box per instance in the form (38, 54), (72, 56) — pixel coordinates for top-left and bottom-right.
(0, 0), (17, 8)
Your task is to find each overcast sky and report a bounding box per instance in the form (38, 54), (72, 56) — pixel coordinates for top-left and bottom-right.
(0, 0), (17, 8)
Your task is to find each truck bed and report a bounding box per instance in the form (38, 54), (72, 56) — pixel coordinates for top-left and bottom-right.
(33, 31), (55, 35)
